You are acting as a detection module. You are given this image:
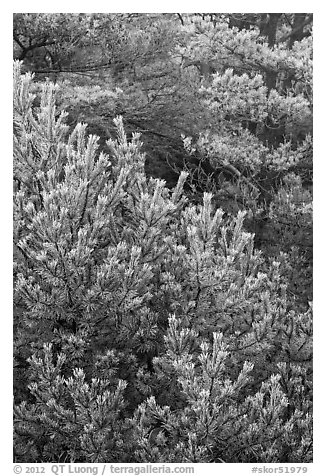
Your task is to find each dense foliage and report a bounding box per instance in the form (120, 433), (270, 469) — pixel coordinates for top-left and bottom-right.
(13, 13), (313, 463)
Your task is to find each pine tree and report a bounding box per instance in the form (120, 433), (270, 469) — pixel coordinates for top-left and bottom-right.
(14, 61), (312, 463)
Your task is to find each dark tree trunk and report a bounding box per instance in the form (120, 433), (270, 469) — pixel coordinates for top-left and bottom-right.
(260, 14), (282, 91)
(260, 13), (281, 47)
